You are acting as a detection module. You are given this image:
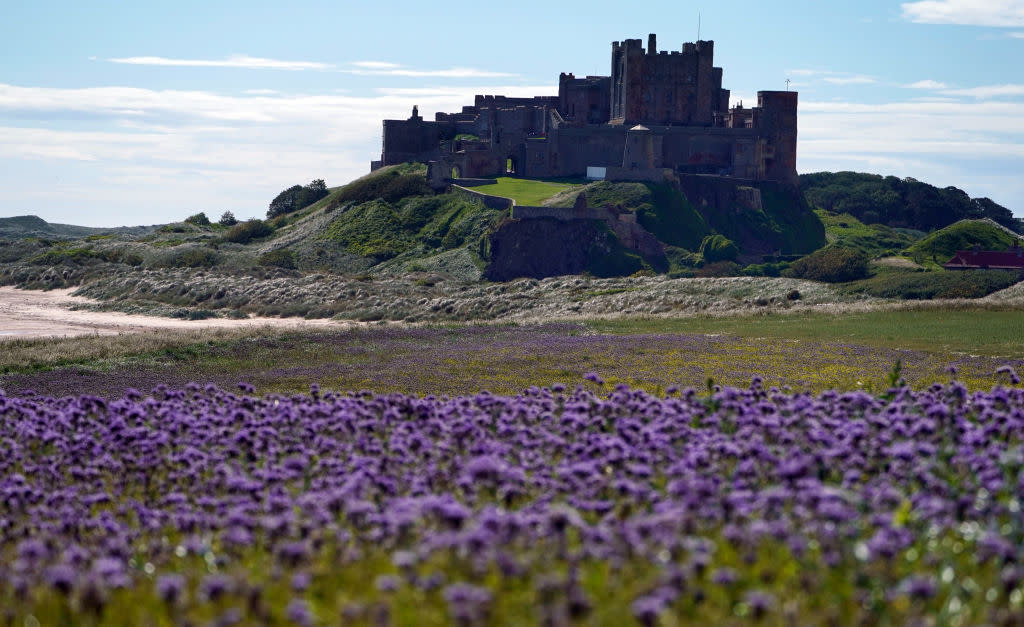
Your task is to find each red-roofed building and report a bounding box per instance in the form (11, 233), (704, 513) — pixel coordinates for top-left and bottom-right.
(944, 240), (1024, 270)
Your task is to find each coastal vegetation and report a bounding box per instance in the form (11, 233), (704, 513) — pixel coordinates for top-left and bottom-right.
(2, 164), (1024, 624)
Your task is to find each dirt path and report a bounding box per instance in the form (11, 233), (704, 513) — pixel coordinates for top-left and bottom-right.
(0, 286), (341, 340)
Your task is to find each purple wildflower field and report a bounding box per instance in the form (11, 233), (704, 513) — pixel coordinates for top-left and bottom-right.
(3, 371), (1024, 624)
(2, 324), (1018, 399)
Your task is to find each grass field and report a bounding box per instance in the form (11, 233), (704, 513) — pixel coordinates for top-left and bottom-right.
(470, 177), (581, 206)
(3, 309), (1022, 398)
(589, 308), (1024, 358)
(4, 308), (1024, 625)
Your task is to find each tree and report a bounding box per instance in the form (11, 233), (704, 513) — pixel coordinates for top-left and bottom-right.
(184, 212), (210, 226)
(218, 211), (238, 227)
(267, 179), (330, 218)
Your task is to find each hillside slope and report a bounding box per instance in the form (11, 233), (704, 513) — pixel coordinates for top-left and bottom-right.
(905, 219), (1020, 265)
(0, 215), (155, 239)
(800, 171), (1021, 233)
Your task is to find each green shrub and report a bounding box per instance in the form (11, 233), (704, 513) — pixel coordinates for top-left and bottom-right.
(218, 211), (238, 227)
(223, 219), (273, 244)
(695, 261), (741, 277)
(699, 234), (740, 263)
(28, 247), (105, 266)
(184, 212), (211, 226)
(742, 262), (789, 277)
(333, 170), (433, 208)
(258, 248), (297, 269)
(586, 228), (646, 278)
(785, 247), (870, 283)
(153, 247), (220, 268)
(841, 269), (1020, 299)
(157, 223), (197, 234)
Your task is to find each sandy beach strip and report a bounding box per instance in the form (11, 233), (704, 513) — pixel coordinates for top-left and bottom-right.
(0, 286), (341, 340)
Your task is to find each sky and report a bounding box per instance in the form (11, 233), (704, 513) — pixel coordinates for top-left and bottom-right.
(1, 0), (1023, 227)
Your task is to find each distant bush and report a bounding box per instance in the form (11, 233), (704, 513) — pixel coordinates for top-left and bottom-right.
(28, 247), (106, 266)
(699, 234), (739, 263)
(841, 269), (1020, 299)
(157, 223), (197, 234)
(267, 179), (329, 218)
(223, 219), (273, 244)
(785, 247), (869, 283)
(184, 212), (211, 226)
(257, 248), (297, 269)
(218, 211), (238, 227)
(742, 261), (789, 277)
(695, 261), (741, 277)
(153, 247), (220, 269)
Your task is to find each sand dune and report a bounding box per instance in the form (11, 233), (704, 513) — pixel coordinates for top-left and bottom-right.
(0, 286), (339, 340)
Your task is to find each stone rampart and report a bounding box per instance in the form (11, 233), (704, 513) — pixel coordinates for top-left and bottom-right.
(512, 204), (663, 260)
(450, 178), (498, 188)
(450, 185), (513, 211)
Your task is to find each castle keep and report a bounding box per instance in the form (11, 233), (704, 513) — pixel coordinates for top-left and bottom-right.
(374, 34), (797, 185)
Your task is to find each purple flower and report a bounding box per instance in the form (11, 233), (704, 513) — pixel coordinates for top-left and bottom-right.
(44, 564), (76, 594)
(285, 598), (314, 626)
(156, 574), (186, 605)
(201, 574), (232, 601)
(631, 595), (666, 626)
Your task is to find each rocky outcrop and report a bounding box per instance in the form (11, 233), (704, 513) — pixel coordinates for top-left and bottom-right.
(484, 218), (647, 280)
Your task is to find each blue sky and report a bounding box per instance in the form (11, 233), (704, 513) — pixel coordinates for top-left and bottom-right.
(2, 0), (1023, 226)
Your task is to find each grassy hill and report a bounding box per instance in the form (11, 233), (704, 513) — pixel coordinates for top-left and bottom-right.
(815, 209), (922, 258)
(0, 215), (156, 239)
(800, 171), (1022, 233)
(905, 219), (1019, 266)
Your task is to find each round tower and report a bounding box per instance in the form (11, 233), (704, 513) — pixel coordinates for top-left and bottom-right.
(623, 124), (654, 169)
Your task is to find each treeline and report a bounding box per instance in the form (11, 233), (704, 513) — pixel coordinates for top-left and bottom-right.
(799, 172), (1021, 233)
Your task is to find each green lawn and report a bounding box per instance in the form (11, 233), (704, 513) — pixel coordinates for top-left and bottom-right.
(588, 308), (1024, 358)
(471, 177), (580, 206)
(4, 310), (1023, 398)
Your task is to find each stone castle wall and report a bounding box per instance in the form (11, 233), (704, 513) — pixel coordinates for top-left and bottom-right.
(376, 34), (798, 185)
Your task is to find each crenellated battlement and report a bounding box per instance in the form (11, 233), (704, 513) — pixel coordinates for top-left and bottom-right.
(376, 34), (798, 185)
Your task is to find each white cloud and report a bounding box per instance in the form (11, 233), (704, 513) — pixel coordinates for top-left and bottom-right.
(108, 54), (333, 70)
(905, 79), (948, 89)
(342, 66), (516, 78)
(243, 89), (279, 95)
(901, 0), (1024, 27)
(351, 61), (402, 69)
(799, 99), (1024, 161)
(0, 81), (555, 225)
(823, 75), (876, 85)
(786, 70), (876, 86)
(375, 85), (553, 98)
(1010, 30), (1024, 36)
(941, 83), (1024, 98)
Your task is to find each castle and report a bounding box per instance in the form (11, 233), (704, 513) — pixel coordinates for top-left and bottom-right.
(373, 34), (798, 186)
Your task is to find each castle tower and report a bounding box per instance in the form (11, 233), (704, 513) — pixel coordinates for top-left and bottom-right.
(623, 124), (655, 169)
(610, 35), (726, 126)
(755, 91), (798, 184)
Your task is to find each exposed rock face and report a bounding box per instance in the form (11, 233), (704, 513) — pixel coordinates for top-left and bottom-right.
(484, 218), (641, 281)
